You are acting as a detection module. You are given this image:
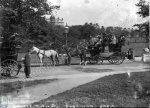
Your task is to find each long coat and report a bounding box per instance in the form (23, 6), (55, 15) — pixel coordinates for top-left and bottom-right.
(24, 53), (30, 66)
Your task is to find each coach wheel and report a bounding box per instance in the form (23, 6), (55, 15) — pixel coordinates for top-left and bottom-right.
(114, 52), (124, 65)
(116, 59), (124, 65)
(115, 56), (124, 65)
(108, 58), (113, 64)
(110, 56), (123, 65)
(89, 57), (95, 64)
(89, 55), (99, 64)
(1, 67), (11, 77)
(108, 56), (114, 64)
(109, 56), (118, 64)
(1, 59), (20, 77)
(97, 56), (103, 65)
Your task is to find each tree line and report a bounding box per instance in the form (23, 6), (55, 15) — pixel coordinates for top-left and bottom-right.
(0, 0), (149, 52)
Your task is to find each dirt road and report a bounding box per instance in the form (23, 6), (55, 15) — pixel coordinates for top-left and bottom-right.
(1, 59), (149, 108)
(0, 58), (149, 83)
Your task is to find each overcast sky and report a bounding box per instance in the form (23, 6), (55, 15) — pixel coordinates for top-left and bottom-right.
(47, 0), (148, 28)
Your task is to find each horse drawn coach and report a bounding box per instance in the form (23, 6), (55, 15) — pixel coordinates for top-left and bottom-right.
(0, 33), (22, 77)
(87, 35), (126, 65)
(77, 34), (126, 65)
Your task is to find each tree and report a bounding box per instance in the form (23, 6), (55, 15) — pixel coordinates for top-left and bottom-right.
(134, 0), (149, 42)
(49, 25), (64, 47)
(105, 26), (114, 38)
(122, 28), (130, 37)
(100, 26), (106, 36)
(79, 23), (97, 39)
(113, 27), (122, 37)
(67, 25), (82, 47)
(0, 0), (59, 51)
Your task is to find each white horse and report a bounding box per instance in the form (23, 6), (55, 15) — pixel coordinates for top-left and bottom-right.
(30, 46), (59, 66)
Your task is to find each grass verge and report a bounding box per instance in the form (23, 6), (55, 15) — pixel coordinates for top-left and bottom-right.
(28, 71), (150, 108)
(72, 67), (113, 73)
(0, 79), (57, 94)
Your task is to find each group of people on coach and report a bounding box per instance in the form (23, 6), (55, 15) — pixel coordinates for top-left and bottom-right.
(88, 34), (121, 52)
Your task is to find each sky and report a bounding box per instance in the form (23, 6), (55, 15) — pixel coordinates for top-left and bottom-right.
(47, 0), (148, 28)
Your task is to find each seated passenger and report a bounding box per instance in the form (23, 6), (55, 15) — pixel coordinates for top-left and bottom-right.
(102, 36), (109, 52)
(78, 40), (88, 50)
(109, 35), (116, 52)
(95, 35), (103, 51)
(89, 36), (98, 47)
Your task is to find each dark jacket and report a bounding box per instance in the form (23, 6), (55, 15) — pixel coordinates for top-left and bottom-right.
(24, 53), (30, 66)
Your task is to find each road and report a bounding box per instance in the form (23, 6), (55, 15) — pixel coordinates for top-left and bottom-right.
(0, 58), (149, 83)
(0, 58), (150, 108)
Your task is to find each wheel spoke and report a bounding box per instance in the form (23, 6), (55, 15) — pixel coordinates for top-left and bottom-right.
(1, 59), (19, 77)
(116, 56), (124, 65)
(97, 56), (103, 64)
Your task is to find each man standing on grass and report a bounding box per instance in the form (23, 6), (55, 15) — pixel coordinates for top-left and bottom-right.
(23, 50), (31, 78)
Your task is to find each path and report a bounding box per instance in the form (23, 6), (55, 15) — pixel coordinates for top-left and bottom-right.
(0, 59), (149, 108)
(0, 58), (149, 83)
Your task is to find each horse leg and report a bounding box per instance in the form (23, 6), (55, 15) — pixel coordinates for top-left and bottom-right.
(38, 54), (44, 67)
(84, 56), (87, 65)
(68, 54), (71, 66)
(40, 59), (43, 67)
(53, 58), (56, 66)
(79, 54), (83, 65)
(48, 57), (52, 67)
(56, 57), (59, 65)
(53, 55), (57, 66)
(55, 54), (59, 65)
(42, 57), (47, 67)
(51, 56), (55, 66)
(83, 51), (87, 65)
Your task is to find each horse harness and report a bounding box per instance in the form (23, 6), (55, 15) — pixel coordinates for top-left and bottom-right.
(37, 50), (46, 56)
(78, 43), (88, 50)
(64, 46), (71, 56)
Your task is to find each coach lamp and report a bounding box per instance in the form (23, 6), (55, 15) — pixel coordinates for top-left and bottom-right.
(64, 23), (69, 47)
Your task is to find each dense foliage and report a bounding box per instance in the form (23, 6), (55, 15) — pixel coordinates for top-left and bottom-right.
(134, 0), (149, 42)
(67, 23), (142, 45)
(0, 0), (60, 51)
(0, 0), (147, 52)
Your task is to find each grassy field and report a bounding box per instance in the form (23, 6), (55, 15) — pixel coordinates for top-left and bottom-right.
(122, 42), (149, 57)
(122, 38), (149, 56)
(121, 37), (149, 57)
(125, 37), (147, 43)
(28, 71), (150, 108)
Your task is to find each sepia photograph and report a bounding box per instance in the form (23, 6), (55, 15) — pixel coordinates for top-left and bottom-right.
(0, 0), (150, 107)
